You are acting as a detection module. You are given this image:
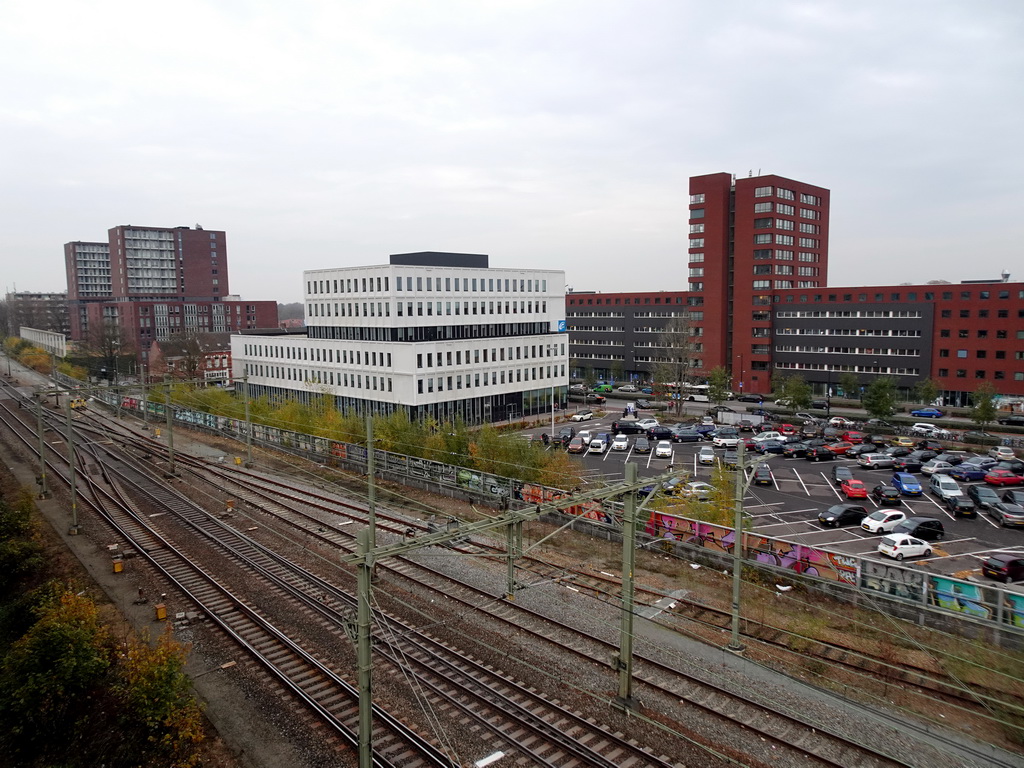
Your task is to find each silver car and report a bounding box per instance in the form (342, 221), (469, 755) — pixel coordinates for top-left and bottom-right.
(858, 453), (895, 469)
(698, 446), (716, 465)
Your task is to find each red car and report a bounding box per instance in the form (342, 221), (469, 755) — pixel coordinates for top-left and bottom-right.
(984, 469), (1024, 486)
(841, 478), (868, 499)
(841, 431), (866, 444)
(780, 423), (797, 436)
(827, 441), (855, 455)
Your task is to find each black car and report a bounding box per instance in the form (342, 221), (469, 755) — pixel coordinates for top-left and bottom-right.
(635, 399), (651, 409)
(818, 504), (868, 528)
(749, 408), (774, 418)
(933, 452), (968, 466)
(916, 440), (944, 452)
(944, 495), (977, 518)
(722, 449), (740, 468)
(737, 419), (756, 432)
(865, 419), (896, 431)
(893, 457), (923, 473)
(893, 516), (945, 541)
(872, 484), (903, 506)
(611, 421), (647, 435)
(554, 426), (576, 446)
(671, 428), (704, 443)
(981, 553), (1024, 583)
(884, 446), (912, 458)
(634, 437), (651, 453)
(847, 443), (878, 457)
(997, 459), (1024, 475)
(831, 465), (854, 484)
(783, 443), (810, 458)
(810, 400), (829, 409)
(967, 484), (1000, 510)
(752, 464), (773, 485)
(1002, 489), (1024, 505)
(736, 393), (764, 403)
(806, 446), (836, 462)
(805, 438), (828, 447)
(647, 426), (674, 441)
(757, 440), (785, 454)
(997, 415), (1024, 427)
(908, 449), (938, 463)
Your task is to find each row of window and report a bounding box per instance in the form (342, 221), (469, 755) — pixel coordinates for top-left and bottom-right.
(752, 265), (819, 276)
(245, 364), (393, 392)
(306, 322), (553, 343)
(417, 365), (565, 394)
(940, 308), (1020, 319)
(936, 369), (1021, 381)
(774, 361), (921, 376)
(775, 345), (921, 357)
(751, 250), (820, 262)
(752, 280), (820, 289)
(776, 328), (922, 337)
(306, 274), (551, 297)
(242, 343), (394, 367)
(776, 309), (923, 319)
(307, 298), (548, 319)
(417, 343), (563, 369)
(939, 329), (1011, 339)
(939, 349), (1011, 359)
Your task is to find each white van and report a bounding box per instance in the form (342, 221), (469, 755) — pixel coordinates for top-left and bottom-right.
(929, 474), (962, 501)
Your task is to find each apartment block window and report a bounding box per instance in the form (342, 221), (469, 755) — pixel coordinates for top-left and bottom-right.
(938, 368), (948, 377)
(977, 350), (987, 358)
(774, 280), (793, 289)
(776, 203), (795, 216)
(998, 309), (1008, 318)
(777, 188), (795, 201)
(690, 193), (705, 204)
(689, 282), (704, 291)
(978, 309), (989, 318)
(752, 280), (771, 289)
(960, 309), (970, 318)
(958, 330), (969, 338)
(689, 223), (705, 233)
(941, 310), (951, 318)
(754, 217), (773, 228)
(997, 330), (1007, 339)
(776, 218), (795, 230)
(775, 264), (793, 275)
(776, 250), (794, 260)
(940, 329), (950, 337)
(754, 202), (772, 213)
(798, 223), (819, 234)
(690, 252), (705, 262)
(753, 249), (773, 260)
(996, 350), (1006, 359)
(753, 265), (772, 275)
(978, 330), (988, 338)
(995, 371), (1005, 379)
(690, 207), (705, 218)
(976, 371), (986, 379)
(956, 370), (967, 378)
(799, 208), (820, 219)
(797, 266), (817, 276)
(775, 234), (794, 245)
(689, 268), (704, 277)
(957, 349), (968, 358)
(754, 234), (772, 244)
(689, 238), (705, 247)
(754, 186), (773, 197)
(800, 193), (820, 205)
(939, 349), (949, 357)
(798, 237), (818, 248)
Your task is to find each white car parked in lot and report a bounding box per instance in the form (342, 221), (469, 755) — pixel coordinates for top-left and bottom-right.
(680, 481), (715, 500)
(698, 446), (716, 465)
(828, 416), (856, 427)
(878, 533), (932, 560)
(911, 422), (950, 438)
(570, 410), (593, 422)
(655, 440), (673, 458)
(990, 446), (1017, 460)
(635, 418), (660, 430)
(611, 434), (630, 451)
(861, 510), (907, 534)
(589, 436), (608, 454)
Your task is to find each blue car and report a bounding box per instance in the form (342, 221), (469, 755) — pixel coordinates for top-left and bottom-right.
(892, 472), (923, 496)
(911, 407), (945, 418)
(949, 464), (989, 482)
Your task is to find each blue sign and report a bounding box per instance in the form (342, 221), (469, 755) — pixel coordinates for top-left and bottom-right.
(557, 319), (567, 332)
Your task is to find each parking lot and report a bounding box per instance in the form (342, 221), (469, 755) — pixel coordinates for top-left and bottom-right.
(527, 407), (1024, 584)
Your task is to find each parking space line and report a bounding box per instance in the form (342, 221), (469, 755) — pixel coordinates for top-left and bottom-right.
(820, 473), (843, 500)
(792, 469), (811, 496)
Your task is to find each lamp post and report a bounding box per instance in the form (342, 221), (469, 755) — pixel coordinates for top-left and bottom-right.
(825, 368), (832, 419)
(736, 354), (744, 394)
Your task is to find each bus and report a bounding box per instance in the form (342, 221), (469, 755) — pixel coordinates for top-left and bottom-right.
(681, 384), (710, 402)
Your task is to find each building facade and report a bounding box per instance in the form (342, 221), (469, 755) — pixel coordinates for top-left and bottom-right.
(4, 291), (70, 337)
(233, 252), (569, 423)
(64, 224), (275, 362)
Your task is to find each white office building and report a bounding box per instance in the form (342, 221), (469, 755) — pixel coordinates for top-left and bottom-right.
(232, 252), (569, 423)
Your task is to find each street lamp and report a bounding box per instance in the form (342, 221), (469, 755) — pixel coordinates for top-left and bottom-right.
(825, 368), (832, 419)
(736, 354), (744, 394)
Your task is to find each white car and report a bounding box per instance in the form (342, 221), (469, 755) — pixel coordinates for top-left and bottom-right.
(861, 510), (907, 534)
(635, 418), (660, 430)
(611, 434), (630, 451)
(712, 429), (741, 448)
(751, 431), (783, 444)
(828, 416), (856, 427)
(655, 440), (673, 458)
(570, 410), (593, 422)
(589, 438), (607, 454)
(576, 430), (592, 445)
(921, 460), (954, 476)
(929, 474), (962, 501)
(681, 481), (715, 500)
(698, 446), (716, 465)
(911, 422), (948, 437)
(990, 446), (1017, 461)
(878, 533), (932, 561)
(617, 385), (639, 393)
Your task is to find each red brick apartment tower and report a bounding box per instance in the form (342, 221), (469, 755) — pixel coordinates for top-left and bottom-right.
(106, 225), (228, 300)
(689, 173), (830, 395)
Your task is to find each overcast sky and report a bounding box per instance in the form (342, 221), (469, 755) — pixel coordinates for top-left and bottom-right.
(3, 0), (1022, 303)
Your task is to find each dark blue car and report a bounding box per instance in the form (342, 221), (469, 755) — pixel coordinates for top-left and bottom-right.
(949, 464), (989, 482)
(911, 407), (944, 418)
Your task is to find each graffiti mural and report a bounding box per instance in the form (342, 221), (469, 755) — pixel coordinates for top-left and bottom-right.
(930, 577), (992, 620)
(1003, 592), (1024, 629)
(860, 560), (926, 602)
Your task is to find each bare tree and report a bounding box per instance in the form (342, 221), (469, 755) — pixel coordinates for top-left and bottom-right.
(652, 313), (697, 416)
(82, 318), (135, 382)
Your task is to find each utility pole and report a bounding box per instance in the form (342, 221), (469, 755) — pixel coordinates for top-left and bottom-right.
(140, 362), (149, 430)
(164, 375), (177, 476)
(366, 415), (376, 548)
(35, 392), (49, 499)
(243, 374), (252, 466)
(64, 396), (80, 534)
(356, 526), (374, 768)
(614, 461), (639, 710)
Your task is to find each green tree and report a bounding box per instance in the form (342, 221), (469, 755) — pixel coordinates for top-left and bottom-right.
(770, 369), (787, 398)
(914, 378), (940, 407)
(838, 372), (860, 400)
(652, 313), (697, 416)
(862, 376), (898, 420)
(707, 366), (731, 406)
(971, 382), (998, 429)
(783, 375), (812, 410)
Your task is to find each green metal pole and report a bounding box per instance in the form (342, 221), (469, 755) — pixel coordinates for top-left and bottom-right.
(615, 462), (638, 710)
(140, 363), (149, 430)
(505, 518), (523, 600)
(164, 376), (176, 476)
(729, 442), (746, 652)
(366, 415), (375, 546)
(36, 393), (49, 499)
(65, 396), (80, 534)
(356, 527), (374, 768)
(243, 374), (252, 466)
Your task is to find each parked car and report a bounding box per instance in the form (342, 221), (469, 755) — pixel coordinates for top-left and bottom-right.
(831, 465), (854, 484)
(841, 431), (866, 444)
(917, 439), (945, 451)
(647, 426), (674, 442)
(589, 436), (608, 454)
(996, 459), (1024, 474)
(826, 441), (856, 456)
(818, 504), (868, 528)
(635, 418), (660, 430)
(865, 419), (896, 431)
(635, 399), (651, 409)
(1002, 489), (1024, 505)
(611, 420), (646, 435)
(921, 460), (955, 476)
(911, 407), (945, 418)
(722, 449), (740, 468)
(892, 458), (924, 473)
(884, 446), (912, 458)
(990, 446), (1018, 461)
(858, 453), (896, 470)
(841, 479), (868, 499)
(654, 440), (673, 459)
(828, 416), (856, 427)
(566, 437), (587, 454)
(698, 445), (716, 465)
(911, 423), (951, 438)
(988, 501), (1024, 527)
(806, 446), (837, 462)
(680, 481), (715, 500)
(671, 427), (704, 443)
(944, 495), (977, 518)
(570, 410), (594, 422)
(949, 464), (990, 482)
(862, 509), (908, 534)
(893, 516), (945, 541)
(737, 419), (756, 432)
(751, 464), (774, 486)
(611, 434), (630, 451)
(712, 428), (742, 448)
(871, 484), (904, 506)
(794, 412), (816, 422)
(736, 393), (764, 403)
(634, 436), (651, 453)
(928, 474), (962, 501)
(996, 415), (1024, 427)
(617, 384), (639, 393)
(981, 553), (1024, 583)
(933, 451), (969, 465)
(751, 430), (784, 444)
(810, 400), (829, 409)
(892, 473), (923, 496)
(878, 534), (933, 560)
(757, 440), (786, 454)
(985, 469), (1024, 487)
(891, 436), (916, 448)
(967, 484), (1001, 510)
(783, 442), (810, 458)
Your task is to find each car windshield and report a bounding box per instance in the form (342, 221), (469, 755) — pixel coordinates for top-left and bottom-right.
(867, 511), (889, 521)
